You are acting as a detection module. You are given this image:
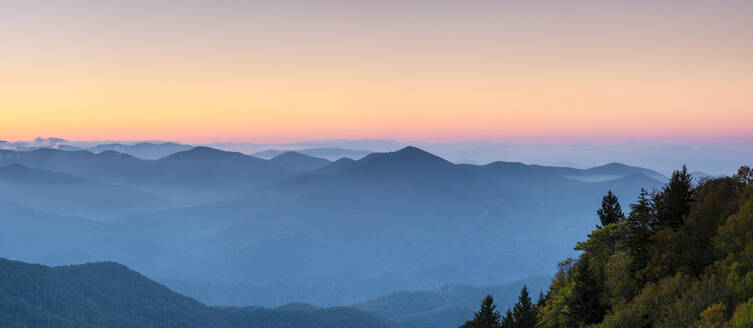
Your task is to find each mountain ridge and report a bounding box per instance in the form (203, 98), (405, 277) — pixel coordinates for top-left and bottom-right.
(0, 257), (394, 328)
(0, 144), (667, 312)
(268, 151), (332, 171)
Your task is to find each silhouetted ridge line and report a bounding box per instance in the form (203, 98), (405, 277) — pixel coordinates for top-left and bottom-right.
(355, 146), (453, 168)
(268, 151), (331, 171)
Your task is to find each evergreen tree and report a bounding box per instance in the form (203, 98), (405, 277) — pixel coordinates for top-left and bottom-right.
(628, 188), (654, 230)
(652, 165), (693, 230)
(567, 260), (607, 327)
(512, 285), (538, 328)
(500, 309), (514, 328)
(625, 188), (654, 274)
(536, 290), (546, 309)
(461, 295), (502, 328)
(597, 190), (625, 227)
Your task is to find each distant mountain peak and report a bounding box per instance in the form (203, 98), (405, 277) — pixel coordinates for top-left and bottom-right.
(396, 145), (426, 153)
(189, 146), (223, 153)
(363, 146), (452, 165)
(584, 162), (667, 181)
(593, 162), (633, 169)
(154, 146), (260, 165)
(333, 157), (356, 164)
(350, 146), (453, 176)
(271, 151), (309, 160)
(269, 151), (331, 171)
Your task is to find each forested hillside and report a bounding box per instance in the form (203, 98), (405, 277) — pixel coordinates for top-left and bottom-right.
(0, 258), (391, 328)
(462, 165), (753, 327)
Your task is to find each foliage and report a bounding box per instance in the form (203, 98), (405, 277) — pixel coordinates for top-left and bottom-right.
(598, 190), (625, 227)
(624, 188), (654, 276)
(566, 258), (608, 327)
(538, 259), (575, 328)
(510, 285), (537, 328)
(462, 287), (542, 328)
(652, 165), (694, 230)
(461, 295), (502, 328)
(693, 303), (727, 328)
(534, 165), (753, 328)
(734, 166), (753, 186)
(731, 297), (753, 327)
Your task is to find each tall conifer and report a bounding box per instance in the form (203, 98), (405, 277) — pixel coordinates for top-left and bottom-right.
(597, 191), (625, 227)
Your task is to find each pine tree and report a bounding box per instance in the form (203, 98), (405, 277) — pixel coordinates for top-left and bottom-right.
(460, 295), (502, 328)
(625, 188), (654, 274)
(652, 165), (693, 230)
(536, 290), (546, 309)
(597, 190), (625, 227)
(511, 285), (538, 328)
(628, 188), (654, 230)
(500, 308), (514, 328)
(567, 260), (607, 327)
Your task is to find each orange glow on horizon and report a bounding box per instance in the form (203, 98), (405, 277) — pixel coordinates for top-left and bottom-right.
(1, 1), (752, 143)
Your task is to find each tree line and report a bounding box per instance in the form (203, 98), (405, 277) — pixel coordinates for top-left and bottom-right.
(462, 165), (753, 327)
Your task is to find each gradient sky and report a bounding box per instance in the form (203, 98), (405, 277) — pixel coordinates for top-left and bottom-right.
(1, 0), (752, 143)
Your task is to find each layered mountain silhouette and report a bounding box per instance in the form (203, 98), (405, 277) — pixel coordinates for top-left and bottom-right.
(85, 142), (193, 159)
(122, 147), (664, 307)
(141, 147), (292, 202)
(0, 147), (295, 204)
(253, 147), (373, 160)
(0, 164), (167, 219)
(0, 145), (665, 313)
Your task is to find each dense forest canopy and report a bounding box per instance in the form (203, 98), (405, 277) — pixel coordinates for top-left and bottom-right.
(463, 165), (753, 327)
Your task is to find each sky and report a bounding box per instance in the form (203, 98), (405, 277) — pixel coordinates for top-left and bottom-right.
(1, 0), (752, 143)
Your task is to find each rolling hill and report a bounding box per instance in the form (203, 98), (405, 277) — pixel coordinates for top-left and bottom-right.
(0, 258), (394, 328)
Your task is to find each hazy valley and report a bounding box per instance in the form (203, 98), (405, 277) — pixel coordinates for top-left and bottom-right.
(0, 143), (672, 327)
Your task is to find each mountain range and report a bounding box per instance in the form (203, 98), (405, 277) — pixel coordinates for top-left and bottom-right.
(0, 256), (552, 328)
(4, 137), (750, 175)
(83, 142), (194, 159)
(253, 147), (373, 161)
(0, 145), (670, 324)
(0, 147), (294, 204)
(0, 164), (168, 220)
